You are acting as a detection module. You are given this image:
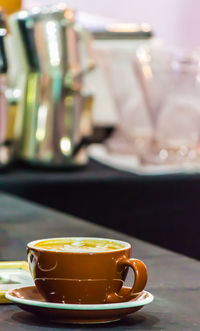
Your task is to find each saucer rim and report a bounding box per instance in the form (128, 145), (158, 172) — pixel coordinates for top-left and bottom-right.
(6, 286), (154, 311)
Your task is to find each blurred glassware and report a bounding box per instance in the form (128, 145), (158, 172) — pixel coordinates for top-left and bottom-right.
(98, 38), (157, 156)
(80, 16), (153, 141)
(106, 49), (154, 155)
(134, 44), (200, 165)
(9, 5), (95, 168)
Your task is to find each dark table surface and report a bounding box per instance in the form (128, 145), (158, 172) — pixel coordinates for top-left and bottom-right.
(0, 159), (200, 259)
(0, 193), (200, 330)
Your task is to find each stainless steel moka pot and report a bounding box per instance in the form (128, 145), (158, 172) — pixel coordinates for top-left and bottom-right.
(9, 5), (95, 167)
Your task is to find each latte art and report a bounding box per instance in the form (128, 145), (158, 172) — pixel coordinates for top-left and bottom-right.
(34, 239), (125, 252)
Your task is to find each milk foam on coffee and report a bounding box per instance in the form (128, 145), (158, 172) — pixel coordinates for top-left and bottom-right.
(34, 238), (125, 252)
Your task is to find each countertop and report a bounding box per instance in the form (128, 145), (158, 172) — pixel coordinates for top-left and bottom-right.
(0, 193), (199, 330)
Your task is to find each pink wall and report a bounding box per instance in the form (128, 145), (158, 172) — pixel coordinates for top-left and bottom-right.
(67, 0), (200, 50)
(24, 0), (200, 50)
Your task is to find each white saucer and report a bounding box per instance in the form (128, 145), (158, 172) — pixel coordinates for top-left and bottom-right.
(6, 286), (154, 324)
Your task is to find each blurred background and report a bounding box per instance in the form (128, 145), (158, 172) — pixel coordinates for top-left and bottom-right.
(0, 0), (200, 260)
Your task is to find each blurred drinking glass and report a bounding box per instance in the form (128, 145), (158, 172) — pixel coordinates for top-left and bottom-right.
(134, 45), (200, 165)
(101, 48), (153, 155)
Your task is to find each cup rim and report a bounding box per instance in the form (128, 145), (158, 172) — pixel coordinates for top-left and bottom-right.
(27, 237), (131, 253)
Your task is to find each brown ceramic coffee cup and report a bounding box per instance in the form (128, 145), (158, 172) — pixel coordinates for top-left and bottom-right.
(27, 237), (147, 304)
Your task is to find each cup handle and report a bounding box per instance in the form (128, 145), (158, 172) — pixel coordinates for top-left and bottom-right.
(106, 257), (148, 303)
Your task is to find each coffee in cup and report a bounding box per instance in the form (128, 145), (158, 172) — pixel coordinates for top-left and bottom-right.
(27, 237), (147, 304)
